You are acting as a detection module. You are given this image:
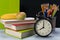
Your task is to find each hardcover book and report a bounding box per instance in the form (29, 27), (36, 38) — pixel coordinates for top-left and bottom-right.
(5, 29), (34, 39)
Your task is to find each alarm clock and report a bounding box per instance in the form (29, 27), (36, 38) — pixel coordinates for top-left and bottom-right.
(34, 17), (53, 37)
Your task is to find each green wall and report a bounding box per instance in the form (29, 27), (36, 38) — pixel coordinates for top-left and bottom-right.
(0, 0), (19, 29)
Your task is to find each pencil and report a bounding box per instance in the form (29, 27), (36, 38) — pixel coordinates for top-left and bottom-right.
(52, 10), (57, 17)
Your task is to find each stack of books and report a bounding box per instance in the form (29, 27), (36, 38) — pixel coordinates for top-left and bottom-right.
(1, 18), (35, 39)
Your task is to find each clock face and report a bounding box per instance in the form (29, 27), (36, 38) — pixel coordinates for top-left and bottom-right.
(35, 19), (53, 36)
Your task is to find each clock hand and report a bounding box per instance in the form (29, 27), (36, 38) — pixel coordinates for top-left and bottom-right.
(43, 20), (44, 28)
(40, 20), (44, 30)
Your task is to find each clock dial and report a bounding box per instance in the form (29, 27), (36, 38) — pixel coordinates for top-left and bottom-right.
(35, 19), (53, 37)
(36, 20), (43, 30)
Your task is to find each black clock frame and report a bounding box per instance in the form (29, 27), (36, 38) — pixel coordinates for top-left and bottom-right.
(34, 17), (53, 37)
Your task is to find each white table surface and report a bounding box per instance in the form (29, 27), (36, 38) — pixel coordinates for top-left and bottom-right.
(0, 28), (60, 40)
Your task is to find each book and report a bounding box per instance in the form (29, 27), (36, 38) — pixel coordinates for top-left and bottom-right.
(5, 23), (34, 31)
(0, 19), (36, 27)
(0, 17), (35, 24)
(5, 29), (34, 39)
(1, 17), (35, 30)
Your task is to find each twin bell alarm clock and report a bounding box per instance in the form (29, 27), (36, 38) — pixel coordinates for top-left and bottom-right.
(34, 11), (53, 37)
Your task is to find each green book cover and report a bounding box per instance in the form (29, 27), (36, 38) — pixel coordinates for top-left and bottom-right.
(5, 29), (34, 39)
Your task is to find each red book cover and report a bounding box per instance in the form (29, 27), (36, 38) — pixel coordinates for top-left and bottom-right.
(12, 23), (34, 26)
